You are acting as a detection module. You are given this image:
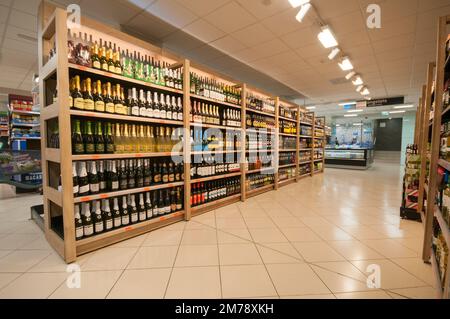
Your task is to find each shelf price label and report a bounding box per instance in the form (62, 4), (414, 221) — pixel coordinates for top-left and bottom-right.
(80, 196), (91, 202)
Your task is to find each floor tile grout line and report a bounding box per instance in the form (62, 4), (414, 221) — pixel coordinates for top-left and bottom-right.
(213, 209), (224, 299)
(162, 221), (187, 299)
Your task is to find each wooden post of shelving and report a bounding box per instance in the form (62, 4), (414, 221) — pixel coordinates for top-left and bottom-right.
(418, 88), (426, 155)
(423, 16), (448, 263)
(414, 98), (423, 145)
(240, 83), (247, 202)
(322, 117), (326, 172)
(274, 97), (280, 190)
(296, 105), (301, 182)
(183, 59), (191, 221)
(311, 113), (316, 176)
(418, 63), (436, 215)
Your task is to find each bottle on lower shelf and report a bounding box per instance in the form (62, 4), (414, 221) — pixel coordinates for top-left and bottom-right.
(191, 177), (241, 207)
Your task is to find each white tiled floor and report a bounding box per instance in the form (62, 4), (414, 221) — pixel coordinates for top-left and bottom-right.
(0, 163), (440, 299)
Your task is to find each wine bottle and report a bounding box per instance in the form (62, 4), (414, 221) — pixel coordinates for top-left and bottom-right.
(138, 193), (146, 222)
(144, 159), (151, 187)
(114, 49), (122, 75)
(94, 122), (105, 154)
(72, 119), (84, 154)
(82, 202), (94, 237)
(88, 161), (100, 195)
(73, 162), (79, 196)
(74, 204), (84, 240)
(114, 123), (124, 154)
(91, 42), (101, 70)
(153, 191), (160, 216)
(109, 160), (119, 191)
(171, 96), (177, 121)
(83, 78), (95, 111)
(112, 197), (122, 229)
(121, 195), (130, 226)
(139, 89), (147, 117)
(129, 195), (138, 224)
(163, 190), (170, 215)
(135, 159), (144, 188)
(72, 75), (84, 110)
(119, 160), (128, 190)
(105, 82), (115, 114)
(170, 188), (177, 213)
(177, 97), (183, 121)
(162, 162), (169, 184)
(123, 123), (132, 153)
(131, 88), (139, 116)
(94, 80), (105, 112)
(153, 92), (160, 118)
(146, 91), (154, 118)
(176, 187), (182, 211)
(102, 199), (113, 231)
(93, 200), (104, 235)
(127, 159), (136, 189)
(78, 161), (89, 196)
(114, 84), (123, 115)
(98, 160), (106, 192)
(105, 122), (114, 154)
(153, 162), (161, 184)
(166, 95), (172, 120)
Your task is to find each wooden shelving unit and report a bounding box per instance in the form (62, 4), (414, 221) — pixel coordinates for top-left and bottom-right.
(38, 3), (325, 263)
(421, 14), (450, 299)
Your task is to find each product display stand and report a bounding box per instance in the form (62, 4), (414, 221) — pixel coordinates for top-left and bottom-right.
(38, 3), (324, 263)
(422, 15), (450, 299)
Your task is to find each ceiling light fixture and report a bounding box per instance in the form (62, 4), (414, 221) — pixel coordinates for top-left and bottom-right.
(306, 106), (316, 110)
(338, 102), (356, 106)
(356, 85), (364, 92)
(336, 124), (340, 127)
(352, 76), (363, 86)
(361, 88), (370, 95)
(389, 110), (406, 114)
(328, 48), (340, 60)
(344, 114), (358, 117)
(347, 109), (363, 113)
(288, 0), (310, 8)
(345, 71), (356, 80)
(295, 3), (311, 22)
(353, 123), (363, 126)
(338, 57), (353, 71)
(318, 26), (338, 48)
(393, 105), (414, 109)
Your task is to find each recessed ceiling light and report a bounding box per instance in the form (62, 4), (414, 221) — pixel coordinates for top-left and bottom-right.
(361, 88), (370, 95)
(306, 106), (316, 110)
(344, 114), (358, 117)
(393, 105), (414, 109)
(338, 57), (353, 71)
(336, 124), (340, 127)
(356, 85), (364, 92)
(347, 109), (363, 113)
(352, 76), (363, 86)
(318, 26), (338, 48)
(288, 0), (310, 8)
(328, 48), (340, 60)
(389, 110), (406, 114)
(345, 71), (356, 80)
(353, 123), (363, 126)
(295, 3), (311, 22)
(338, 102), (356, 106)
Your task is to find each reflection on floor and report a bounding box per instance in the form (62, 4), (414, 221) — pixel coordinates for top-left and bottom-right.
(0, 162), (439, 299)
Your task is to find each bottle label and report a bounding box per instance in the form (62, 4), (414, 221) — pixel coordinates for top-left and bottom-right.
(132, 107), (140, 116)
(95, 101), (105, 112)
(115, 67), (122, 75)
(140, 107), (147, 117)
(74, 98), (84, 110)
(75, 225), (83, 239)
(154, 175), (161, 183)
(102, 63), (109, 71)
(83, 224), (93, 236)
(122, 214), (129, 225)
(112, 181), (119, 190)
(169, 174), (174, 182)
(95, 221), (104, 233)
(90, 183), (99, 193)
(109, 65), (116, 73)
(106, 219), (113, 230)
(147, 109), (154, 118)
(96, 144), (105, 153)
(100, 181), (106, 190)
(131, 213), (138, 223)
(85, 143), (95, 153)
(154, 110), (160, 118)
(163, 175), (169, 183)
(147, 209), (153, 219)
(114, 216), (122, 228)
(84, 100), (95, 111)
(176, 204), (182, 211)
(114, 104), (123, 114)
(115, 145), (125, 153)
(93, 61), (101, 69)
(106, 103), (115, 113)
(79, 184), (89, 194)
(166, 111), (172, 120)
(106, 144), (114, 153)
(139, 212), (146, 221)
(73, 185), (79, 194)
(69, 96), (73, 108)
(160, 110), (166, 119)
(178, 113), (183, 121)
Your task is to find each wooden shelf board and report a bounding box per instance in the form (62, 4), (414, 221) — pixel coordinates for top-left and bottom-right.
(299, 135), (313, 138)
(300, 121), (313, 126)
(246, 167), (276, 174)
(76, 211), (185, 255)
(191, 172), (241, 183)
(72, 152), (182, 161)
(41, 55), (57, 80)
(246, 107), (276, 118)
(70, 110), (184, 126)
(45, 148), (61, 163)
(298, 173), (311, 179)
(299, 148), (312, 151)
(74, 181), (184, 203)
(246, 184), (274, 198)
(11, 123), (40, 127)
(191, 194), (241, 215)
(246, 128), (276, 135)
(191, 150), (239, 155)
(279, 132), (297, 137)
(190, 122), (242, 130)
(69, 63), (184, 95)
(279, 163), (296, 169)
(279, 149), (297, 152)
(314, 158), (324, 162)
(279, 116), (298, 123)
(299, 160), (312, 165)
(434, 205), (450, 247)
(190, 94), (241, 109)
(11, 110), (40, 116)
(278, 177), (296, 187)
(11, 137), (41, 140)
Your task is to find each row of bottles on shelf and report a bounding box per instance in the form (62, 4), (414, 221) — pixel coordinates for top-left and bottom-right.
(314, 162), (323, 171)
(189, 73), (241, 106)
(300, 113), (313, 124)
(70, 76), (183, 120)
(299, 151), (312, 162)
(313, 151), (324, 160)
(191, 177), (241, 207)
(70, 158), (184, 197)
(406, 144), (419, 155)
(246, 114), (276, 130)
(191, 129), (242, 152)
(246, 134), (273, 151)
(190, 155), (240, 179)
(67, 32), (183, 89)
(190, 100), (241, 127)
(279, 106), (297, 120)
(280, 120), (297, 135)
(280, 136), (296, 149)
(246, 173), (275, 191)
(279, 152), (296, 166)
(75, 188), (183, 240)
(300, 139), (313, 149)
(246, 94), (275, 114)
(72, 120), (182, 155)
(279, 167), (296, 181)
(11, 114), (39, 125)
(315, 128), (325, 138)
(299, 163), (312, 175)
(246, 154), (274, 171)
(300, 126), (313, 136)
(315, 119), (325, 127)
(432, 220), (448, 285)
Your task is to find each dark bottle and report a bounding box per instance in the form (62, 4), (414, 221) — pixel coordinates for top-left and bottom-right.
(175, 163), (181, 182)
(163, 190), (170, 215)
(162, 162), (169, 184)
(84, 121), (95, 154)
(135, 159), (144, 188)
(109, 160), (119, 191)
(138, 193), (146, 222)
(127, 160), (136, 189)
(98, 160), (106, 192)
(153, 191), (160, 216)
(81, 202), (94, 237)
(93, 200), (104, 235)
(129, 195), (138, 224)
(78, 161), (89, 196)
(74, 204), (84, 240)
(176, 187), (182, 211)
(88, 161), (100, 195)
(168, 162), (175, 183)
(143, 159), (151, 186)
(72, 162), (79, 196)
(170, 188), (177, 213)
(72, 119), (85, 154)
(94, 122), (105, 153)
(121, 195), (130, 226)
(105, 122), (115, 154)
(112, 197), (122, 229)
(153, 162), (161, 184)
(102, 199), (113, 231)
(119, 160), (128, 190)
(145, 192), (153, 219)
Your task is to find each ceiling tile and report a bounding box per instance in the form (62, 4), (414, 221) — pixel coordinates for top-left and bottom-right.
(232, 23), (275, 47)
(313, 0), (360, 20)
(251, 38), (290, 59)
(79, 0), (141, 28)
(12, 0), (40, 15)
(211, 35), (247, 54)
(261, 7), (310, 37)
(204, 1), (256, 34)
(339, 31), (371, 47)
(327, 10), (365, 37)
(235, 0), (290, 20)
(127, 0), (156, 10)
(0, 5), (10, 24)
(124, 11), (178, 40)
(146, 0), (198, 28)
(184, 19), (226, 43)
(371, 33), (415, 54)
(375, 47), (414, 62)
(176, 0), (230, 16)
(4, 24), (37, 41)
(0, 48), (37, 70)
(358, 0), (419, 23)
(2, 37), (36, 54)
(418, 0), (450, 11)
(296, 43), (328, 59)
(0, 0), (12, 7)
(280, 26), (318, 50)
(187, 45), (227, 65)
(234, 47), (265, 64)
(367, 14), (416, 42)
(162, 30), (205, 52)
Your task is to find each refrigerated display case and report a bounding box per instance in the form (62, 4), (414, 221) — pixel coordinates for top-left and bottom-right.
(325, 148), (374, 170)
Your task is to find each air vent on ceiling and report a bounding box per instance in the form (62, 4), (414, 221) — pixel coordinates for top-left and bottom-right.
(329, 78), (348, 85)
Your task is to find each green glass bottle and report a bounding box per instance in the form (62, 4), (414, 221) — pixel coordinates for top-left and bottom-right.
(95, 122), (105, 154)
(72, 120), (85, 155)
(84, 121), (95, 154)
(105, 123), (115, 154)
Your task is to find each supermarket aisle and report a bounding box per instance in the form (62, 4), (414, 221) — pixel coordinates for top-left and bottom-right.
(0, 163), (439, 299)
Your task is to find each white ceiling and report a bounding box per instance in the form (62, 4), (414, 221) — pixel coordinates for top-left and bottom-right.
(0, 0), (449, 117)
